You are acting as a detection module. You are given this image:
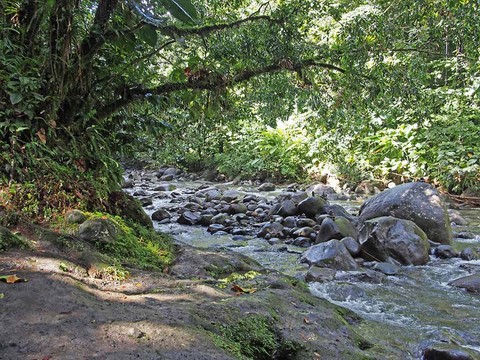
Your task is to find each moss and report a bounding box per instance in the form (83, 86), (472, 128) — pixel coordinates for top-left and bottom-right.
(218, 315), (282, 360)
(53, 211), (174, 271)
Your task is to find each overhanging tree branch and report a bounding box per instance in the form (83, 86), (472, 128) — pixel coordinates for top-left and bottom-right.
(96, 59), (345, 119)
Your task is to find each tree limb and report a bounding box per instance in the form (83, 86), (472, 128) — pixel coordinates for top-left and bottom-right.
(96, 59), (345, 120)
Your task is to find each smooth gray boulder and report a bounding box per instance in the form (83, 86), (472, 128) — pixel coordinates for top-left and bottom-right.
(300, 240), (358, 270)
(151, 209), (171, 222)
(177, 211), (202, 225)
(358, 216), (431, 265)
(359, 182), (452, 244)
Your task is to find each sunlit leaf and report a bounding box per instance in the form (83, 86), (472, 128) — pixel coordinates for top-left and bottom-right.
(160, 0), (198, 24)
(9, 92), (23, 105)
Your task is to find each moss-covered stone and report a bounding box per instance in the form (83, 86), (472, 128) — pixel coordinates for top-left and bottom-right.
(0, 226), (29, 251)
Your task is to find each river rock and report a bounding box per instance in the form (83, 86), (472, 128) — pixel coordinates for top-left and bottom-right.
(159, 174), (174, 181)
(78, 219), (119, 245)
(291, 237), (312, 247)
(423, 346), (476, 360)
(359, 182), (452, 244)
(228, 203), (248, 215)
(433, 245), (458, 259)
(460, 248), (478, 261)
(305, 267), (336, 283)
(258, 183), (276, 191)
(151, 209), (171, 222)
(341, 237), (361, 257)
(210, 213), (230, 225)
(276, 199), (297, 217)
(223, 190), (243, 202)
(307, 183), (337, 196)
(283, 216), (297, 228)
(258, 221), (284, 239)
(122, 179), (134, 189)
(293, 227), (316, 239)
(447, 209), (468, 226)
(300, 240), (358, 270)
(315, 217), (358, 244)
(329, 283), (366, 301)
(153, 184), (176, 191)
(296, 196), (327, 218)
(177, 211), (202, 225)
(297, 217), (317, 228)
(323, 204), (357, 223)
(358, 216), (431, 265)
(449, 274), (480, 293)
(373, 262), (399, 275)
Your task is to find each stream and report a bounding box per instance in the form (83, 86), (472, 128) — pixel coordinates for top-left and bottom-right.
(124, 169), (480, 359)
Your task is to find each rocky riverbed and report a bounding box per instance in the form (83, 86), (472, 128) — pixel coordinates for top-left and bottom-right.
(124, 165), (480, 359)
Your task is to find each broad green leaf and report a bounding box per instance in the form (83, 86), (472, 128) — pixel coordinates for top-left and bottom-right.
(160, 0), (198, 24)
(137, 24), (158, 47)
(9, 92), (23, 105)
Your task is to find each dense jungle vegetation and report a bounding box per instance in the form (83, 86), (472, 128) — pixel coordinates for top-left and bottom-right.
(1, 0), (479, 219)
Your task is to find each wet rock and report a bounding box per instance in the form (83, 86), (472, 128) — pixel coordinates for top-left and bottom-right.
(341, 237), (361, 257)
(159, 174), (174, 181)
(305, 267), (336, 283)
(122, 179), (134, 189)
(455, 231), (476, 239)
(258, 221), (284, 239)
(139, 197), (153, 206)
(422, 346), (476, 360)
(258, 183), (276, 191)
(78, 219), (119, 245)
(210, 213), (230, 225)
(177, 211), (202, 225)
(449, 274), (480, 293)
(323, 204), (357, 223)
(329, 283), (366, 301)
(133, 189), (148, 196)
(359, 182), (452, 244)
(283, 216), (297, 228)
(207, 224), (225, 234)
(267, 237), (282, 245)
(276, 199), (297, 217)
(153, 184), (176, 191)
(373, 262), (399, 275)
(300, 240), (358, 270)
(433, 245), (458, 259)
(335, 269), (385, 284)
(162, 167), (178, 176)
(460, 248), (478, 261)
(276, 191), (308, 204)
(296, 196), (327, 218)
(291, 237), (311, 247)
(228, 203), (248, 215)
(447, 209), (468, 226)
(151, 209), (171, 222)
(66, 210), (87, 224)
(296, 217), (316, 228)
(222, 190), (243, 202)
(293, 227), (316, 239)
(358, 216), (430, 266)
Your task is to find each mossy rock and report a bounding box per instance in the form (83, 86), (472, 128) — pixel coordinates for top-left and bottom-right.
(106, 191), (153, 228)
(0, 226), (29, 251)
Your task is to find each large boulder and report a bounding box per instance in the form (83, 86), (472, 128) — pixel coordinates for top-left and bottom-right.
(106, 191), (153, 228)
(300, 240), (358, 270)
(359, 182), (452, 244)
(358, 216), (431, 265)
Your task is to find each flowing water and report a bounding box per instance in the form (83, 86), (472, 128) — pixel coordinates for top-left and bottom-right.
(126, 174), (480, 359)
